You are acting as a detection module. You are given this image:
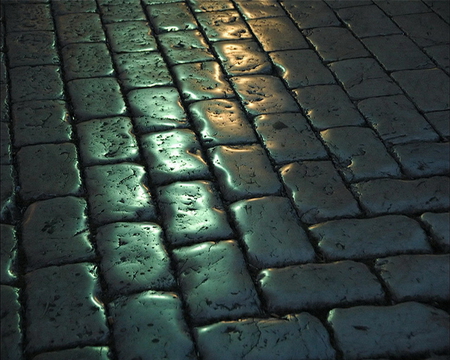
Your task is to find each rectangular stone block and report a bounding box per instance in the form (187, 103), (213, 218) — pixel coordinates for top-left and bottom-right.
(328, 302), (450, 359)
(258, 261), (384, 312)
(195, 313), (335, 360)
(105, 21), (157, 53)
(173, 240), (261, 325)
(420, 212), (450, 252)
(195, 10), (252, 42)
(55, 13), (105, 45)
(280, 161), (361, 224)
(0, 285), (23, 360)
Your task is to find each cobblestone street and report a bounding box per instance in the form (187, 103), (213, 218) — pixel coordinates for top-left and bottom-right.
(1, 0), (449, 359)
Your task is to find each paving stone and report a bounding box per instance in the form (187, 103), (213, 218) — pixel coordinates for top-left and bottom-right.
(61, 43), (114, 81)
(0, 285), (22, 360)
(189, 98), (257, 147)
(4, 3), (53, 32)
(392, 141), (450, 177)
(374, 0), (430, 16)
(10, 66), (64, 103)
(196, 10), (252, 42)
(247, 17), (309, 51)
(67, 78), (126, 122)
(1, 122), (11, 165)
(158, 180), (233, 245)
(230, 196), (315, 269)
(282, 0), (340, 29)
(146, 2), (197, 34)
(208, 144), (282, 202)
(425, 110), (450, 139)
(173, 61), (234, 102)
(235, 0), (285, 19)
(393, 12), (450, 47)
(352, 176), (450, 215)
(114, 51), (172, 90)
(52, 0), (98, 15)
(99, 3), (146, 23)
(357, 95), (440, 145)
(255, 113), (328, 164)
(0, 165), (15, 223)
(17, 143), (81, 202)
(424, 45), (450, 73)
(375, 254), (450, 302)
(0, 224), (18, 284)
(127, 87), (188, 133)
(32, 347), (111, 360)
(96, 222), (175, 299)
(213, 39), (272, 76)
(12, 100), (71, 148)
(173, 240), (261, 325)
(55, 13), (105, 46)
(280, 161), (361, 224)
(84, 163), (156, 226)
(321, 126), (401, 182)
(141, 129), (211, 185)
(308, 215), (431, 261)
(337, 5), (402, 37)
(105, 21), (158, 53)
(420, 212), (450, 252)
(25, 263), (109, 354)
(304, 27), (370, 62)
(362, 35), (434, 71)
(1, 83), (9, 123)
(391, 68), (450, 112)
(195, 313), (336, 360)
(425, 0), (450, 23)
(325, 0), (373, 8)
(109, 291), (196, 360)
(329, 58), (402, 100)
(328, 302), (450, 360)
(158, 30), (214, 65)
(258, 261), (384, 312)
(6, 31), (59, 67)
(22, 197), (94, 272)
(188, 0), (235, 12)
(77, 117), (139, 166)
(293, 84), (365, 130)
(270, 49), (335, 89)
(0, 53), (6, 85)
(231, 75), (299, 116)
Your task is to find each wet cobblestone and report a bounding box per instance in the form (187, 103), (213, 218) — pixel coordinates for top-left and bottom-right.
(2, 1), (449, 359)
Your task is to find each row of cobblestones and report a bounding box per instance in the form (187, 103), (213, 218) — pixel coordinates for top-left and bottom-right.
(1, 0), (449, 360)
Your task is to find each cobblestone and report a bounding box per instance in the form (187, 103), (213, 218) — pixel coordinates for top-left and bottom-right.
(420, 212), (450, 252)
(17, 143), (81, 202)
(328, 302), (450, 359)
(55, 13), (105, 46)
(99, 3), (146, 24)
(84, 163), (156, 225)
(357, 95), (440, 145)
(0, 165), (15, 222)
(12, 100), (72, 147)
(52, 0), (97, 15)
(280, 161), (361, 224)
(195, 313), (336, 360)
(24, 263), (109, 354)
(269, 49), (335, 89)
(208, 144), (282, 202)
(0, 224), (18, 285)
(320, 126), (401, 182)
(173, 240), (261, 325)
(109, 291), (196, 360)
(195, 10), (252, 42)
(146, 2), (198, 34)
(254, 112), (328, 163)
(76, 116), (139, 166)
(158, 180), (233, 246)
(230, 196), (315, 269)
(374, 0), (430, 16)
(259, 261), (384, 312)
(4, 3), (53, 32)
(353, 176), (450, 215)
(282, 0), (340, 29)
(392, 141), (450, 177)
(1, 122), (11, 165)
(32, 347), (111, 360)
(22, 196), (94, 271)
(0, 285), (22, 360)
(308, 215), (431, 261)
(424, 44), (450, 73)
(105, 21), (158, 53)
(235, 0), (285, 20)
(293, 84), (365, 130)
(96, 222), (175, 299)
(375, 254), (450, 302)
(425, 110), (450, 139)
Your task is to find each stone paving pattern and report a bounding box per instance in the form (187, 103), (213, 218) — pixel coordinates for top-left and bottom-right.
(0, 0), (449, 359)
